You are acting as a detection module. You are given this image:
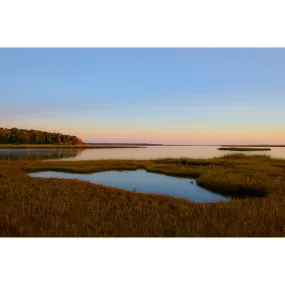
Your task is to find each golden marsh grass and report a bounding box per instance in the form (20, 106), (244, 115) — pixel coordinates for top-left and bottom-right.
(0, 154), (284, 237)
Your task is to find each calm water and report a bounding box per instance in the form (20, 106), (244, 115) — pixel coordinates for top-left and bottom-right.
(29, 169), (229, 202)
(2, 146), (285, 160)
(0, 148), (84, 160)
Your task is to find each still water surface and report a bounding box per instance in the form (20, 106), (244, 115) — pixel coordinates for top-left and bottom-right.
(0, 148), (83, 160)
(30, 169), (229, 202)
(1, 146), (285, 160)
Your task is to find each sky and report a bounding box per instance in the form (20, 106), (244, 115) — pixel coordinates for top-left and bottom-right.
(0, 48), (284, 144)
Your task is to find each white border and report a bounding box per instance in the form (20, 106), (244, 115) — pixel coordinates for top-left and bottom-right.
(0, 238), (284, 285)
(0, 0), (285, 47)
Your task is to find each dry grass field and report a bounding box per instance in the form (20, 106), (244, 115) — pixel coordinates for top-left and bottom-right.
(1, 154), (284, 237)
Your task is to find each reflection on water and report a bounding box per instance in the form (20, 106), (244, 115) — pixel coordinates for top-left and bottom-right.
(0, 148), (84, 160)
(62, 146), (285, 160)
(29, 169), (229, 202)
(1, 146), (285, 161)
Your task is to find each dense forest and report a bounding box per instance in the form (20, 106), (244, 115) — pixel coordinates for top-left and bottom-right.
(0, 127), (84, 145)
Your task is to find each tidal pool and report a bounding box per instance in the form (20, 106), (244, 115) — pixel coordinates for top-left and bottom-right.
(29, 169), (229, 203)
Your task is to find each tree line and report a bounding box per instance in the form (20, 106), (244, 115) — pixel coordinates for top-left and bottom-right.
(0, 127), (84, 145)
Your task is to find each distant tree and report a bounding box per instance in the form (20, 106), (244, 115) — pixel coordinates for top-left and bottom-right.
(56, 134), (61, 144)
(0, 135), (10, 143)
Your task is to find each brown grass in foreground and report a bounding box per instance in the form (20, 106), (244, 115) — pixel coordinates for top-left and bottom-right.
(0, 154), (285, 237)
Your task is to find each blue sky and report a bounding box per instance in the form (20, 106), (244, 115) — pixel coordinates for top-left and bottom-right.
(1, 48), (284, 144)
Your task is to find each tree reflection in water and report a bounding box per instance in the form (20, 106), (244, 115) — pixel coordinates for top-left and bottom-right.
(0, 148), (84, 160)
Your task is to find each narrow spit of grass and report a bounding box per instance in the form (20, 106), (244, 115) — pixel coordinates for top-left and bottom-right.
(0, 154), (285, 237)
(0, 144), (146, 149)
(221, 145), (285, 147)
(218, 147), (271, 151)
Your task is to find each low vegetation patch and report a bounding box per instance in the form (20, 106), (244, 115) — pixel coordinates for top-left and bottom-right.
(0, 154), (285, 237)
(218, 147), (271, 151)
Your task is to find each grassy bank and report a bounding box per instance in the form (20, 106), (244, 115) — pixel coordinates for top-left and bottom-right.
(221, 145), (285, 147)
(1, 154), (285, 237)
(218, 147), (271, 151)
(0, 144), (146, 149)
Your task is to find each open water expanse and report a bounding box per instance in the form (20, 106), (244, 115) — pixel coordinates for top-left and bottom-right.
(1, 146), (285, 160)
